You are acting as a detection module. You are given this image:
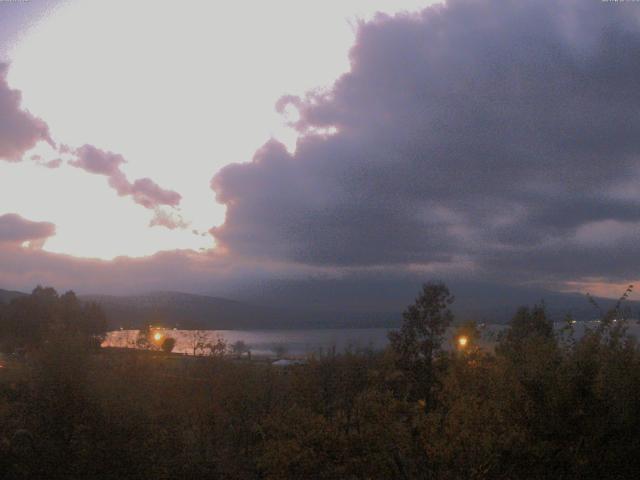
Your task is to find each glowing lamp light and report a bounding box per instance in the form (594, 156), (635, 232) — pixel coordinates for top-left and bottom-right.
(153, 332), (163, 342)
(457, 336), (468, 348)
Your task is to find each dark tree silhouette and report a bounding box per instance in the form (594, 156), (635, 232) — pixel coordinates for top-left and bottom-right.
(388, 282), (454, 403)
(0, 286), (107, 351)
(161, 337), (176, 353)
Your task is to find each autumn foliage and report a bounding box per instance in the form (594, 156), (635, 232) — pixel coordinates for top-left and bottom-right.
(0, 284), (639, 478)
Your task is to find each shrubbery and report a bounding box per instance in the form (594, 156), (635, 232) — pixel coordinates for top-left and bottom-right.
(0, 284), (639, 478)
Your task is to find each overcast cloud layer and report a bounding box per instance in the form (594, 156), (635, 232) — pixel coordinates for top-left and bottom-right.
(2, 0), (640, 305)
(212, 0), (640, 285)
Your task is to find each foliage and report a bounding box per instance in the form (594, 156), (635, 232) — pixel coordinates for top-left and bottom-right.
(231, 340), (250, 358)
(271, 343), (288, 359)
(161, 337), (176, 353)
(135, 325), (152, 350)
(1, 283), (640, 478)
(204, 334), (228, 358)
(388, 282), (454, 403)
(0, 286), (107, 352)
(495, 303), (555, 360)
(188, 330), (209, 356)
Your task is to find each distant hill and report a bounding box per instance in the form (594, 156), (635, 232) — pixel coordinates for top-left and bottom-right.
(450, 284), (640, 324)
(83, 288), (640, 330)
(79, 291), (396, 330)
(0, 288), (27, 304)
(2, 286), (638, 329)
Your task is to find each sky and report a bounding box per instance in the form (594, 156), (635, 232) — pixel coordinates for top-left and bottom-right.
(1, 0), (640, 308)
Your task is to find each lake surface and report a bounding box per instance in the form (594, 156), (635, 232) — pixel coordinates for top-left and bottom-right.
(103, 328), (395, 357)
(102, 321), (640, 358)
(102, 325), (507, 357)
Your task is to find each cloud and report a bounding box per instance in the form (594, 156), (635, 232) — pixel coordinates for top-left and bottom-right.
(211, 0), (640, 286)
(0, 63), (182, 231)
(149, 208), (189, 230)
(42, 158), (63, 169)
(30, 154), (62, 169)
(70, 144), (182, 210)
(0, 63), (52, 161)
(0, 213), (55, 248)
(0, 242), (301, 299)
(70, 144), (131, 194)
(70, 144), (125, 177)
(131, 178), (181, 209)
(3, 0), (640, 309)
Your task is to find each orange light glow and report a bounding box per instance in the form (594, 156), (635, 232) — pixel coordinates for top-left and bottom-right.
(153, 332), (163, 342)
(457, 336), (468, 348)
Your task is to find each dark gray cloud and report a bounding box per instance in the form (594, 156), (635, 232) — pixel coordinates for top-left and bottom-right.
(0, 63), (52, 161)
(212, 0), (640, 285)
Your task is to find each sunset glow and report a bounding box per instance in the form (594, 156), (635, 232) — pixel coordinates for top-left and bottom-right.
(3, 0), (436, 260)
(1, 0), (639, 302)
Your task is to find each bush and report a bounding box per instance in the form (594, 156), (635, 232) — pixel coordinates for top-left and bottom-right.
(161, 337), (176, 353)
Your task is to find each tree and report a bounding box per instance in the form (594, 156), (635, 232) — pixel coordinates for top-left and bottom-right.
(272, 343), (288, 359)
(388, 282), (454, 403)
(231, 340), (250, 358)
(496, 303), (554, 359)
(0, 286), (107, 351)
(205, 334), (228, 358)
(136, 325), (152, 350)
(0, 286), (59, 349)
(57, 291), (107, 349)
(188, 330), (209, 356)
(161, 337), (176, 353)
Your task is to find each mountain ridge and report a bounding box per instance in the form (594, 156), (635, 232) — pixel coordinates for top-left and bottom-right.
(1, 287), (637, 329)
(0, 288), (27, 304)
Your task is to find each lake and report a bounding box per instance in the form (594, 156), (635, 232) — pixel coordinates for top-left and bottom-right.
(102, 321), (640, 358)
(103, 328), (394, 357)
(102, 324), (509, 357)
